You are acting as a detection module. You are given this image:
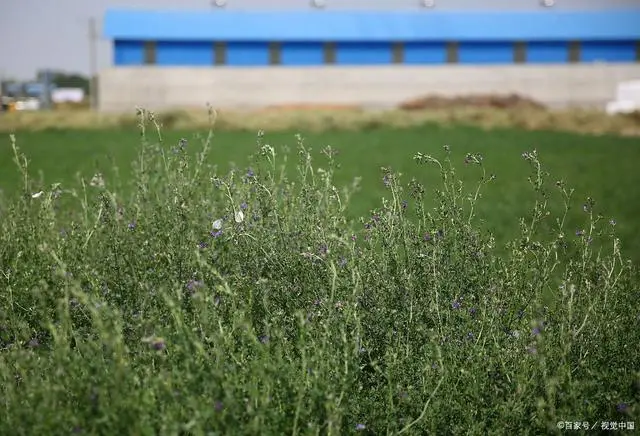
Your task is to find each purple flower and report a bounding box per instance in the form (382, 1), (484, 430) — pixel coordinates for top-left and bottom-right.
(466, 332), (475, 341)
(532, 321), (544, 336)
(128, 221), (136, 230)
(319, 244), (328, 256)
(152, 339), (166, 351)
(355, 424), (366, 431)
(214, 401), (224, 412)
(240, 202), (248, 210)
(210, 230), (223, 238)
(526, 345), (537, 354)
(469, 307), (477, 316)
(452, 300), (461, 310)
(186, 280), (203, 291)
(198, 241), (208, 249)
(616, 403), (628, 413)
(259, 335), (269, 344)
(423, 233), (432, 242)
(246, 168), (255, 178)
(339, 257), (347, 268)
(28, 338), (39, 348)
(576, 229), (584, 237)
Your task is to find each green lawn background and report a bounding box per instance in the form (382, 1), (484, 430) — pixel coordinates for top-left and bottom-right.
(1, 123), (639, 262)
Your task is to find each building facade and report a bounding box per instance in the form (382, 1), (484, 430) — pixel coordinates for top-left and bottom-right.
(99, 2), (640, 111)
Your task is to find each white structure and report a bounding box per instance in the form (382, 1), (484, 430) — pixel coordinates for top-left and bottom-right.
(52, 88), (86, 104)
(606, 80), (640, 114)
(14, 98), (41, 111)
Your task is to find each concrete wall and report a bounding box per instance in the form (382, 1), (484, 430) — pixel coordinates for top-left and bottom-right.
(98, 64), (640, 112)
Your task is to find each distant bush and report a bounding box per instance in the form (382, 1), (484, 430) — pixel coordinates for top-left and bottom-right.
(0, 111), (638, 435)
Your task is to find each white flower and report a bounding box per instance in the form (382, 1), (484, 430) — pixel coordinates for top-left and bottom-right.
(235, 210), (244, 223)
(212, 219), (223, 230)
(31, 191), (43, 199)
(89, 173), (105, 188)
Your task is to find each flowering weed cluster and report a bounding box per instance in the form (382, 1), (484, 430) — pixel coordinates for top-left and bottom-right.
(0, 115), (638, 435)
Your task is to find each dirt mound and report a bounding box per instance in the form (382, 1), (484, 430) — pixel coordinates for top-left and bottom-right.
(398, 94), (547, 111)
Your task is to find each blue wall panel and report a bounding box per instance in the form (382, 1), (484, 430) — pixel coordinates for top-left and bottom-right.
(114, 40), (145, 66)
(156, 41), (212, 66)
(281, 42), (324, 66)
(226, 42), (270, 66)
(104, 10), (640, 42)
(107, 9), (640, 67)
(580, 40), (637, 62)
(403, 42), (447, 64)
(526, 41), (569, 63)
(335, 42), (392, 65)
(458, 42), (513, 64)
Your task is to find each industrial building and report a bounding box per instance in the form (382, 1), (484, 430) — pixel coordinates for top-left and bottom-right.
(98, 1), (640, 112)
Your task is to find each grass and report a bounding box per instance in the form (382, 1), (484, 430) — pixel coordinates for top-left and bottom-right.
(0, 112), (639, 435)
(0, 105), (639, 137)
(2, 122), (640, 263)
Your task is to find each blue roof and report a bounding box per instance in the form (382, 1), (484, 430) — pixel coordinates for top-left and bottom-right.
(103, 9), (640, 42)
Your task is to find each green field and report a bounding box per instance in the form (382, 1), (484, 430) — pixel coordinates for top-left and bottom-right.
(2, 124), (640, 263)
(1, 123), (639, 434)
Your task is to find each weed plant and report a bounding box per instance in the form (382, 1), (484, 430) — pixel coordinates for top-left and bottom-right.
(0, 110), (638, 435)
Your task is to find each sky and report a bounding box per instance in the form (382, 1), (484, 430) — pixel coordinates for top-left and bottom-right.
(0, 0), (636, 80)
(0, 0), (217, 80)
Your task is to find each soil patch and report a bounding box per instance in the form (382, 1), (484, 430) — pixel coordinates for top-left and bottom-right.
(398, 94), (547, 111)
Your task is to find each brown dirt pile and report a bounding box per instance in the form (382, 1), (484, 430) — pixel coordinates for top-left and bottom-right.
(398, 93), (547, 111)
